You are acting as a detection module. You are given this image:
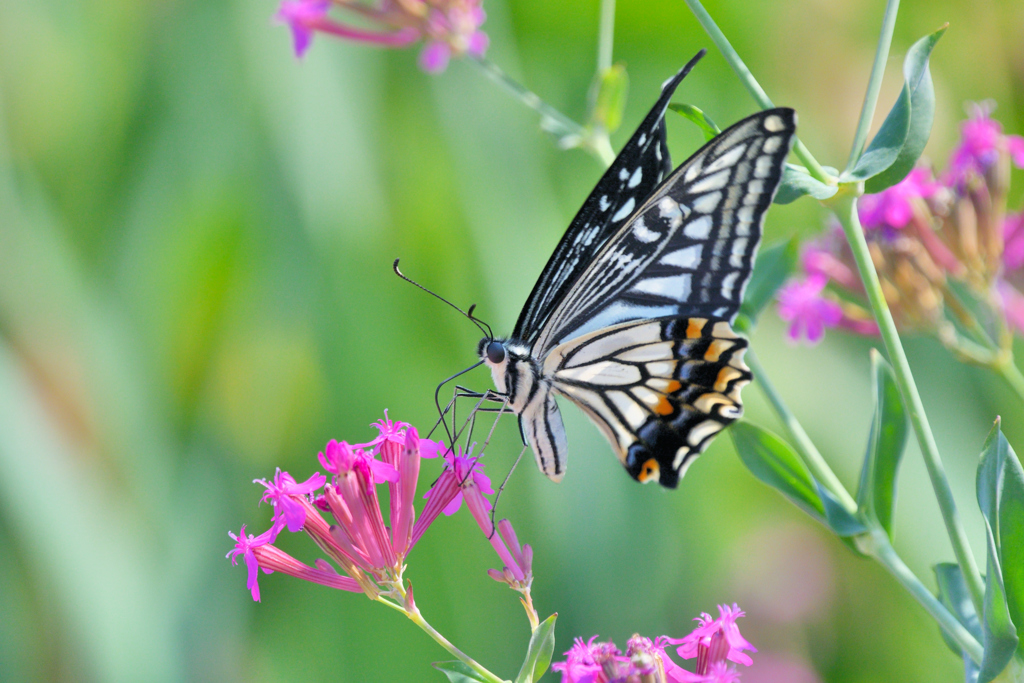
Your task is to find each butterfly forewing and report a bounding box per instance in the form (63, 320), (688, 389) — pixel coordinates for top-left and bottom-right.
(530, 109), (796, 357)
(543, 315), (751, 487)
(511, 52), (709, 346)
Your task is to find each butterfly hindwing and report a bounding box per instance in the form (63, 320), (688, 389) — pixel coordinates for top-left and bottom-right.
(512, 51), (708, 346)
(530, 108), (796, 356)
(543, 315), (750, 488)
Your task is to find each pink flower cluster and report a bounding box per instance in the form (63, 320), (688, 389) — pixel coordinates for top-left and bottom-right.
(274, 0), (488, 72)
(227, 412), (530, 601)
(778, 105), (1024, 344)
(553, 604), (756, 683)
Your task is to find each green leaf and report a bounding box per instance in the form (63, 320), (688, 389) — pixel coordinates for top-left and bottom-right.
(842, 79), (912, 183)
(935, 563), (985, 654)
(775, 164), (839, 204)
(731, 422), (826, 522)
(515, 614), (557, 683)
(739, 237), (799, 324)
(818, 482), (868, 536)
(976, 419), (1021, 681)
(433, 661), (491, 683)
(668, 103), (721, 142)
(589, 65), (629, 134)
(865, 26), (946, 193)
(935, 563), (984, 683)
(856, 352), (909, 539)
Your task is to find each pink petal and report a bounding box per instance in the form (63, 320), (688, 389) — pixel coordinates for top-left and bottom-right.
(419, 41), (451, 73)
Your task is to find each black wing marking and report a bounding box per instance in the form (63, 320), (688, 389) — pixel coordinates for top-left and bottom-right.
(531, 109), (796, 356)
(543, 316), (750, 488)
(511, 50), (707, 345)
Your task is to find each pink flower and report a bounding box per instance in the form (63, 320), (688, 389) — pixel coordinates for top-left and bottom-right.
(858, 167), (939, 232)
(776, 275), (843, 344)
(552, 610), (755, 683)
(255, 469), (326, 534)
(227, 525), (276, 601)
(998, 280), (1024, 336)
(274, 0), (487, 72)
(944, 103), (1024, 186)
(230, 413), (468, 601)
(672, 604), (756, 668)
(319, 439), (398, 484)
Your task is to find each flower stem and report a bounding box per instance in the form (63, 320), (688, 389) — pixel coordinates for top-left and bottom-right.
(597, 0), (616, 73)
(867, 530), (984, 664)
(995, 356), (1024, 405)
(377, 593), (506, 683)
(745, 348), (857, 512)
(828, 190), (987, 619)
(845, 0), (901, 171)
(468, 56), (615, 166)
(680, 0), (832, 184)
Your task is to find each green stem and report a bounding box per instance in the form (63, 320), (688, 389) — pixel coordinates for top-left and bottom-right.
(746, 348), (857, 512)
(995, 356), (1024, 405)
(597, 0), (616, 73)
(845, 0), (900, 170)
(468, 56), (614, 166)
(829, 191), (987, 619)
(381, 597), (505, 683)
(680, 0), (833, 184)
(870, 531), (984, 664)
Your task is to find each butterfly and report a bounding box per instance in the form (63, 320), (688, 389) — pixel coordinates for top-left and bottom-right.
(476, 50), (796, 488)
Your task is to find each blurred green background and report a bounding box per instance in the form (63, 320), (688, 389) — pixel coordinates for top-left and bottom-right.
(1, 0), (1023, 680)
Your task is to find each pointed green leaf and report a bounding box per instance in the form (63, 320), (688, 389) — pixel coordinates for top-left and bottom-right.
(935, 563), (984, 654)
(865, 26), (946, 192)
(976, 420), (1021, 681)
(433, 661), (491, 683)
(738, 237), (799, 324)
(589, 65), (629, 134)
(842, 79), (912, 182)
(731, 422), (826, 522)
(775, 164), (839, 204)
(856, 352), (909, 539)
(668, 103), (721, 142)
(515, 613), (558, 683)
(818, 482), (868, 536)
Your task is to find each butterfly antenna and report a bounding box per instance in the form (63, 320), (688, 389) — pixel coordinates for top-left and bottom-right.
(393, 259), (492, 340)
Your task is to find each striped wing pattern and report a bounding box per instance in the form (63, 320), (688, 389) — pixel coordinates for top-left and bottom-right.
(512, 52), (708, 346)
(544, 316), (751, 488)
(531, 109), (796, 358)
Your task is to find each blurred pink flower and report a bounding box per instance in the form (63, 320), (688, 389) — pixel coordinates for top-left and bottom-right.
(274, 0), (487, 72)
(776, 275), (843, 344)
(858, 167), (939, 232)
(1003, 212), (1024, 272)
(944, 103), (1024, 186)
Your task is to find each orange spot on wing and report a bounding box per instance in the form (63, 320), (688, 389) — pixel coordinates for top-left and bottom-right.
(638, 458), (660, 483)
(686, 318), (707, 339)
(704, 339), (733, 362)
(655, 396), (675, 415)
(714, 366), (742, 392)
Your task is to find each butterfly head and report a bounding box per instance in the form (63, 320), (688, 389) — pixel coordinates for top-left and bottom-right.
(478, 338), (537, 409)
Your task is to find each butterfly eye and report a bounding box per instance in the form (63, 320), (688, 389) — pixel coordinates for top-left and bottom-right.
(486, 341), (506, 364)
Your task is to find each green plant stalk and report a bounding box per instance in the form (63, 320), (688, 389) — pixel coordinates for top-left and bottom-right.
(829, 191), (987, 618)
(468, 56), (615, 166)
(376, 596), (507, 683)
(845, 0), (901, 170)
(995, 356), (1024, 406)
(869, 531), (984, 664)
(680, 0), (832, 185)
(748, 347), (985, 663)
(597, 0), (616, 73)
(745, 348), (858, 512)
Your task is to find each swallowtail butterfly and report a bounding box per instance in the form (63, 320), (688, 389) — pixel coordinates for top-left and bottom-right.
(478, 51), (796, 488)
